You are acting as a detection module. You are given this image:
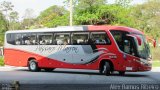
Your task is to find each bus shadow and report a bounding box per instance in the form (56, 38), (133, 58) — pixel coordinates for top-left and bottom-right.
(52, 71), (148, 77)
(16, 69), (149, 77)
(49, 70), (101, 75)
(111, 73), (149, 77)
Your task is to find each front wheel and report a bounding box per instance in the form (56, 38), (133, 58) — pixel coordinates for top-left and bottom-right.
(100, 62), (111, 76)
(28, 60), (40, 72)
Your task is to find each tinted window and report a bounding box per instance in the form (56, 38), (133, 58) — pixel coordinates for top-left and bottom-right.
(38, 33), (53, 45)
(110, 30), (129, 52)
(7, 33), (15, 45)
(90, 32), (111, 45)
(54, 33), (70, 45)
(21, 33), (37, 45)
(72, 32), (89, 45)
(15, 34), (21, 45)
(7, 33), (38, 45)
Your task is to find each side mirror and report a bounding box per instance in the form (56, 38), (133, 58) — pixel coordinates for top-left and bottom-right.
(127, 34), (142, 46)
(135, 36), (142, 46)
(153, 39), (156, 48)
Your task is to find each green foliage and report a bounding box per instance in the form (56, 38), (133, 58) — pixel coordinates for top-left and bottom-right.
(0, 12), (6, 46)
(44, 13), (69, 27)
(130, 0), (160, 37)
(38, 5), (69, 27)
(115, 0), (133, 7)
(150, 47), (160, 62)
(76, 0), (107, 9)
(74, 4), (134, 26)
(152, 61), (160, 67)
(0, 12), (7, 32)
(0, 34), (4, 46)
(0, 57), (4, 66)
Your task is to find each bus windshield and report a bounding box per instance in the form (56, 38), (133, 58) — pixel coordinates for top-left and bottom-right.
(110, 30), (150, 59)
(135, 34), (150, 59)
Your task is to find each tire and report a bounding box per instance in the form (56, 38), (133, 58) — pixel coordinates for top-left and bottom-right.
(28, 59), (40, 72)
(119, 71), (125, 75)
(44, 68), (55, 72)
(100, 62), (111, 76)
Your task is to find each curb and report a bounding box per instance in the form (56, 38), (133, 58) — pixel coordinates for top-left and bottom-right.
(151, 67), (160, 72)
(0, 66), (27, 71)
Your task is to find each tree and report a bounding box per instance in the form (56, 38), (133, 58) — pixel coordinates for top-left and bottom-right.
(75, 0), (107, 9)
(0, 12), (7, 46)
(22, 8), (35, 29)
(130, 0), (160, 37)
(9, 11), (19, 30)
(0, 12), (7, 32)
(73, 0), (133, 26)
(115, 0), (133, 7)
(0, 1), (14, 30)
(38, 5), (69, 27)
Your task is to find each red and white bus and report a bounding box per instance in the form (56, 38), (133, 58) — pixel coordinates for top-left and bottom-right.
(4, 25), (152, 75)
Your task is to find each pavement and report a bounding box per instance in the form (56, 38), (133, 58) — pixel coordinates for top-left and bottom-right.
(151, 67), (160, 72)
(0, 65), (27, 71)
(0, 66), (160, 90)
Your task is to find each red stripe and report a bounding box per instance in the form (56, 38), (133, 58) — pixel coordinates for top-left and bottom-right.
(4, 48), (99, 69)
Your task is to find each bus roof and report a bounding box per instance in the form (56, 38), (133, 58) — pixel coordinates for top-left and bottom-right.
(5, 25), (143, 35)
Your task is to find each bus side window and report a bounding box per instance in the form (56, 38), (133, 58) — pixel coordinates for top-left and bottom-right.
(54, 33), (70, 45)
(38, 34), (53, 45)
(30, 34), (37, 45)
(22, 34), (29, 45)
(15, 34), (21, 45)
(124, 39), (135, 56)
(7, 33), (15, 45)
(72, 32), (89, 45)
(91, 32), (111, 45)
(110, 30), (129, 51)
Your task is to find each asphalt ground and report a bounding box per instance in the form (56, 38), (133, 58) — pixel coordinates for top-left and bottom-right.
(0, 66), (160, 90)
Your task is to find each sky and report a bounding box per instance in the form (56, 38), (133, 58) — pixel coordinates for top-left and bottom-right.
(0, 0), (146, 20)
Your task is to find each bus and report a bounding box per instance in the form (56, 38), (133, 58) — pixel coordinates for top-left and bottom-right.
(4, 25), (152, 75)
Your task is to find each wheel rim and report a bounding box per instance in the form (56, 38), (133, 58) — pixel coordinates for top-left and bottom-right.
(30, 62), (36, 70)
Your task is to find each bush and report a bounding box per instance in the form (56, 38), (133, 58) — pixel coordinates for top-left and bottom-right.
(152, 61), (160, 67)
(150, 47), (160, 61)
(0, 57), (4, 66)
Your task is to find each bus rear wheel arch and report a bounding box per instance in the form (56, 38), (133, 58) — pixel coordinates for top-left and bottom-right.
(28, 58), (40, 72)
(99, 60), (114, 76)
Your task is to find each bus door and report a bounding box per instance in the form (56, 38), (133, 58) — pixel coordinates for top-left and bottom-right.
(123, 35), (139, 71)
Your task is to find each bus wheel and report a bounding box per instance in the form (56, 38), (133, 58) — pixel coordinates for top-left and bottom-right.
(44, 68), (54, 72)
(100, 62), (111, 76)
(119, 71), (125, 75)
(28, 60), (40, 72)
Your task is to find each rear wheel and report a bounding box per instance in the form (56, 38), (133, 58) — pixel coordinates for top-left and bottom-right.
(100, 62), (111, 76)
(28, 59), (40, 72)
(44, 68), (55, 72)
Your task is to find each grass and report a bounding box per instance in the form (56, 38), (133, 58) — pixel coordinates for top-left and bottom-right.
(0, 56), (4, 66)
(152, 61), (160, 67)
